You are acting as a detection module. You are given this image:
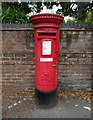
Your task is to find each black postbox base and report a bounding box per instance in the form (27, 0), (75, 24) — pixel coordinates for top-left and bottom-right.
(35, 88), (57, 108)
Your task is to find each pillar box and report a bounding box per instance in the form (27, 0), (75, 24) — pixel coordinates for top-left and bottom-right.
(30, 14), (64, 106)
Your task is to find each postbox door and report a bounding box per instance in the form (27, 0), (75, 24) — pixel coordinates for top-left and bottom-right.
(36, 38), (58, 91)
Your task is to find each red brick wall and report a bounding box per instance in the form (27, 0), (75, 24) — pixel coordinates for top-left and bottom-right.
(59, 30), (92, 90)
(2, 30), (35, 91)
(2, 29), (92, 91)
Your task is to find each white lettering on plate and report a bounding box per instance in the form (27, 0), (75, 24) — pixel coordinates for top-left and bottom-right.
(40, 58), (53, 62)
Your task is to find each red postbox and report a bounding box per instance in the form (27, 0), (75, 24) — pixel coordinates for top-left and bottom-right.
(30, 14), (64, 106)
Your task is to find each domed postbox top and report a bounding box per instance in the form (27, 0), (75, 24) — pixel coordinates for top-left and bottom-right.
(29, 13), (64, 28)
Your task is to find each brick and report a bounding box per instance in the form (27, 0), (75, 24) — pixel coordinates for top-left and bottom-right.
(2, 29), (92, 91)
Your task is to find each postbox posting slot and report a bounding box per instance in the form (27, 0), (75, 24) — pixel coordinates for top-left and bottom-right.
(37, 31), (57, 39)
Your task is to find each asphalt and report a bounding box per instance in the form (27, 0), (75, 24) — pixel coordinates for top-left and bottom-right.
(2, 97), (91, 118)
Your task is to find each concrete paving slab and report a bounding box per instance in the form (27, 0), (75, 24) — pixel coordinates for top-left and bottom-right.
(2, 98), (91, 118)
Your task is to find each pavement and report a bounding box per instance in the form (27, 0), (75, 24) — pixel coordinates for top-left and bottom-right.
(2, 97), (91, 118)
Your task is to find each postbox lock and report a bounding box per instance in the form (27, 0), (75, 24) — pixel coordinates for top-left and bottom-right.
(52, 64), (58, 67)
(52, 64), (56, 67)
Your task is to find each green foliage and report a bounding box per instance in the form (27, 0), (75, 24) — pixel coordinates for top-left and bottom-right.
(32, 92), (35, 98)
(43, 2), (77, 18)
(2, 2), (30, 23)
(85, 10), (93, 23)
(2, 2), (93, 24)
(66, 19), (77, 24)
(58, 2), (77, 18)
